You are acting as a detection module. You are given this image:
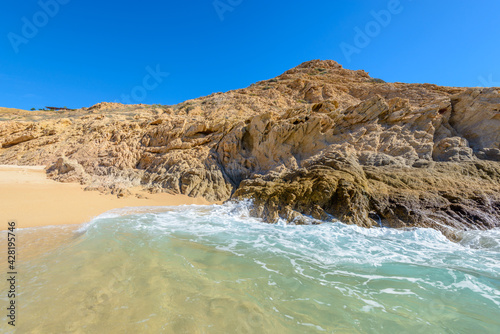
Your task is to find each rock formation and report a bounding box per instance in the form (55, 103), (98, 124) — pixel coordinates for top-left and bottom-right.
(1, 60), (499, 237)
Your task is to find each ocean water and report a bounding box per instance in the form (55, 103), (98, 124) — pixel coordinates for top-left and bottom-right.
(1, 202), (499, 333)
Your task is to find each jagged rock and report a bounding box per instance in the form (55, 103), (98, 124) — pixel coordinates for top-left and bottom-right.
(47, 157), (90, 184)
(433, 137), (475, 161)
(450, 88), (500, 151)
(477, 148), (500, 161)
(1, 60), (499, 234)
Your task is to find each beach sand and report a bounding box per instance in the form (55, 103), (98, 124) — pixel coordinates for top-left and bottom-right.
(0, 165), (212, 230)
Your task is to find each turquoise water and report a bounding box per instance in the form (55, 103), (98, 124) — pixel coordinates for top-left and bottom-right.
(1, 202), (500, 333)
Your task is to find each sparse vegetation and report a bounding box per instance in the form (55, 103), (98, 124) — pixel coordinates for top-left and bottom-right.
(176, 101), (196, 114)
(30, 108), (36, 111)
(370, 78), (386, 84)
(309, 68), (328, 76)
(150, 103), (172, 114)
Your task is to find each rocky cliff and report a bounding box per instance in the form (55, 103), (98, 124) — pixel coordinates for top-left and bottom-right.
(1, 60), (499, 236)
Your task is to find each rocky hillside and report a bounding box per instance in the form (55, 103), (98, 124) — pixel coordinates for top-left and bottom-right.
(1, 60), (499, 237)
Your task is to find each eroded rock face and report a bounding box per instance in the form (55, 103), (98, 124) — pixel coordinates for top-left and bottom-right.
(234, 153), (500, 238)
(1, 59), (499, 234)
(450, 88), (500, 150)
(433, 137), (475, 162)
(47, 157), (90, 184)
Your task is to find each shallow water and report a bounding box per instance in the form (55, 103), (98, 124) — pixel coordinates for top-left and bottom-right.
(1, 202), (499, 333)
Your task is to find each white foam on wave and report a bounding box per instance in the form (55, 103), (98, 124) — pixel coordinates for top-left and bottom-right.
(80, 201), (500, 304)
(9, 200), (500, 334)
(86, 200), (500, 260)
(457, 228), (500, 251)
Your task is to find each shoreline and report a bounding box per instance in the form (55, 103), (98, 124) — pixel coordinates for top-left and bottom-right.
(0, 165), (213, 230)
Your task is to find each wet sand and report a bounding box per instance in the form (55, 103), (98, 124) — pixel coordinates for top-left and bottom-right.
(0, 165), (212, 230)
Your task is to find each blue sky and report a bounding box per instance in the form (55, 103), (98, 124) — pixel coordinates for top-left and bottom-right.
(1, 0), (499, 110)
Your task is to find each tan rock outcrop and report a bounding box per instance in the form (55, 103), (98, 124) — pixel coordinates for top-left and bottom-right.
(1, 60), (499, 235)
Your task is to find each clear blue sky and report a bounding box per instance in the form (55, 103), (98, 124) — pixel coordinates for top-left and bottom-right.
(1, 0), (499, 110)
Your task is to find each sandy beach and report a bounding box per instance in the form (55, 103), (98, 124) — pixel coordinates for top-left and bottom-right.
(0, 165), (212, 230)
